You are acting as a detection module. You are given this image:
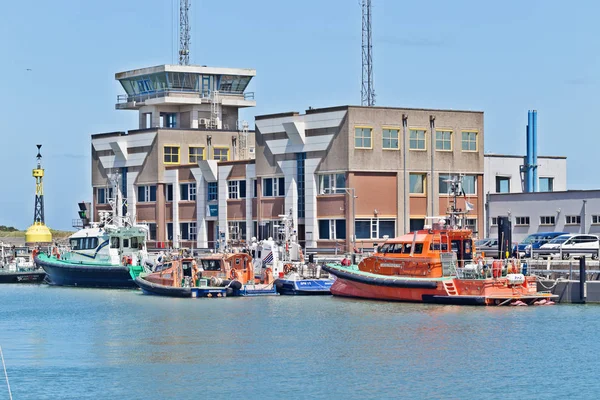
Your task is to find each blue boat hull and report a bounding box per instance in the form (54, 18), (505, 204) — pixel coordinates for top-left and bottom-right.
(36, 257), (136, 288)
(275, 278), (334, 295)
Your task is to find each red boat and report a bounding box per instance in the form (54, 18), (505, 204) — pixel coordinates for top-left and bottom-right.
(324, 177), (557, 306)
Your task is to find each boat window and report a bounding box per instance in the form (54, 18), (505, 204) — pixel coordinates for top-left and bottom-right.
(201, 259), (221, 271)
(70, 237), (99, 250)
(430, 243), (448, 251)
(131, 237), (139, 249)
(235, 258), (241, 265)
(123, 238), (130, 248)
(379, 244), (391, 253)
(403, 243), (412, 253)
(111, 237), (120, 248)
(389, 244), (402, 253)
(413, 243), (424, 254)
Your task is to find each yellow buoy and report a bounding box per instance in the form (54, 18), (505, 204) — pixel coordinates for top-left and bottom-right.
(25, 144), (53, 245)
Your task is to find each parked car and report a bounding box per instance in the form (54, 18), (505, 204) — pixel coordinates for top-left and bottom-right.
(539, 234), (600, 260)
(512, 232), (568, 258)
(475, 238), (500, 258)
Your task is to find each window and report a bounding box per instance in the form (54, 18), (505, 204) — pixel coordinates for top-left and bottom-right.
(495, 177), (510, 193)
(435, 130), (452, 151)
(180, 183), (197, 201)
(439, 175), (477, 195)
(213, 147), (229, 161)
(137, 185), (157, 202)
(461, 131), (477, 151)
(96, 187), (114, 204)
(147, 223), (157, 241)
(592, 215), (600, 225)
(228, 221), (247, 240)
(462, 176), (476, 195)
(262, 177), (285, 197)
(180, 222), (197, 241)
(465, 218), (477, 232)
(566, 215), (581, 225)
(110, 237), (120, 248)
(166, 184), (173, 202)
(69, 237), (99, 251)
(515, 216), (530, 226)
(355, 219), (395, 239)
(167, 223), (173, 241)
(228, 180), (246, 199)
(409, 173), (426, 194)
(130, 237), (139, 249)
(540, 216), (556, 225)
(491, 217), (498, 226)
(354, 127), (372, 149)
(252, 179), (258, 198)
(207, 182), (218, 201)
(189, 146), (205, 163)
(318, 173), (346, 194)
(382, 129), (399, 149)
(539, 177), (554, 192)
(409, 129), (426, 150)
(164, 146), (180, 164)
(318, 220), (346, 240)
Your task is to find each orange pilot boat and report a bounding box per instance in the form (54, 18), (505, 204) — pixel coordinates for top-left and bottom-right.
(324, 177), (557, 306)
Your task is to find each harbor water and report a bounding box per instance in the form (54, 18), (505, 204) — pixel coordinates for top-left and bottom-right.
(1, 285), (600, 399)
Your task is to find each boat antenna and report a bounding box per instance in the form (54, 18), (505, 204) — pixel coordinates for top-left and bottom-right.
(0, 346), (13, 400)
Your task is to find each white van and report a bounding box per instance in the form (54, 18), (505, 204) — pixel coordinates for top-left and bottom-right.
(539, 234), (599, 260)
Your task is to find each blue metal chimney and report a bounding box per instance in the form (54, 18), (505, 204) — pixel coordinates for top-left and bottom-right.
(526, 110), (533, 192)
(532, 110), (538, 192)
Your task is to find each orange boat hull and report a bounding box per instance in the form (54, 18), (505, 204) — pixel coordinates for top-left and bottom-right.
(330, 275), (554, 306)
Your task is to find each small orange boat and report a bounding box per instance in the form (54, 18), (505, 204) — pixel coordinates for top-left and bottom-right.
(132, 253), (277, 297)
(324, 177), (557, 306)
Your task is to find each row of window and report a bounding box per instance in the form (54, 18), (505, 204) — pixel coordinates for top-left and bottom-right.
(100, 173), (475, 205)
(492, 215), (590, 226)
(354, 127), (478, 152)
(408, 174), (477, 195)
(495, 176), (554, 193)
(163, 145), (230, 165)
(147, 217), (479, 243)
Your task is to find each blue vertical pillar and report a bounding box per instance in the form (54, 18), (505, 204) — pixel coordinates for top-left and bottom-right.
(526, 111), (533, 192)
(532, 110), (538, 192)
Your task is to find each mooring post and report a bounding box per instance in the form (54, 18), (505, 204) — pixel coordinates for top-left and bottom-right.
(579, 256), (586, 303)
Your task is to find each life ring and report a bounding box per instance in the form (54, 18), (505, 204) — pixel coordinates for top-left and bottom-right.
(122, 256), (131, 266)
(230, 268), (237, 280)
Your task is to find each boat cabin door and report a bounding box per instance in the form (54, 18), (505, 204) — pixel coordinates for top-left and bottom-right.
(452, 239), (474, 266)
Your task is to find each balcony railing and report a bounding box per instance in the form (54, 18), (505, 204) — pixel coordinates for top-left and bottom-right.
(116, 89), (255, 104)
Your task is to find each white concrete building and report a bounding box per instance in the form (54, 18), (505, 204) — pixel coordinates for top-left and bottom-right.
(488, 190), (600, 242)
(483, 154), (567, 237)
(484, 154), (567, 195)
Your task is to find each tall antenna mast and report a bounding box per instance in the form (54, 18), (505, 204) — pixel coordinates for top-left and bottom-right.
(179, 0), (191, 65)
(361, 0), (375, 106)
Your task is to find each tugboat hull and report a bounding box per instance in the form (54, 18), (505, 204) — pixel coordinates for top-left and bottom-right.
(36, 255), (135, 288)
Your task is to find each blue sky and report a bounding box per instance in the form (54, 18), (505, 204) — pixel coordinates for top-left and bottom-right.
(0, 0), (598, 230)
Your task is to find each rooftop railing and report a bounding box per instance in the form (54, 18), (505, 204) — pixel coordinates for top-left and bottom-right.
(116, 89), (255, 104)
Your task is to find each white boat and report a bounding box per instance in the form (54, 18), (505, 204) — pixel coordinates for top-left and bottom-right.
(251, 210), (334, 295)
(35, 178), (149, 288)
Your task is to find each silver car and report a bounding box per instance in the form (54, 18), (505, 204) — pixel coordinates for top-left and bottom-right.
(539, 234), (600, 260)
(475, 238), (500, 258)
